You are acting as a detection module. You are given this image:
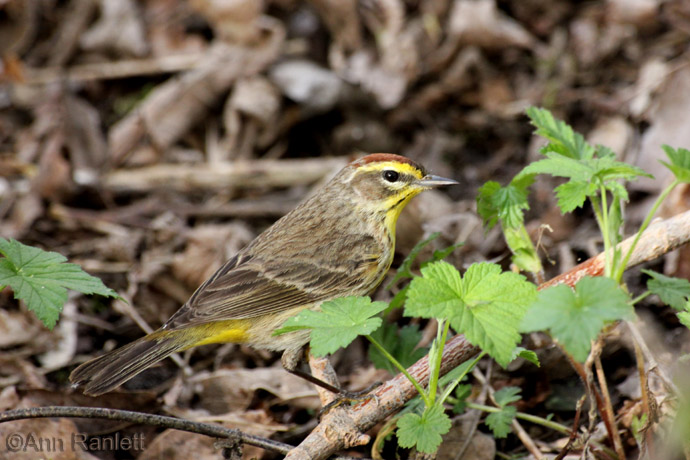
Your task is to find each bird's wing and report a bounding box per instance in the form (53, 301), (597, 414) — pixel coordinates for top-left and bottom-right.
(163, 252), (375, 329)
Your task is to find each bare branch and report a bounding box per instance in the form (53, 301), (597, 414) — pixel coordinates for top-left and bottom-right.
(0, 406), (292, 455)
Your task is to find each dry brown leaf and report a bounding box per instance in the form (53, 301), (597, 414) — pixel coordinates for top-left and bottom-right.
(189, 367), (320, 412)
(634, 65), (690, 191)
(608, 0), (660, 28)
(80, 0), (149, 57)
(270, 60), (342, 114)
(448, 0), (535, 49)
(587, 116), (633, 159)
(137, 429), (220, 460)
(190, 0), (265, 45)
(0, 309), (40, 348)
(171, 223), (253, 289)
(436, 414), (496, 460)
(63, 95), (108, 186)
(108, 22), (284, 164)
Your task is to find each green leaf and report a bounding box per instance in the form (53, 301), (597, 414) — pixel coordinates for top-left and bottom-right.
(476, 181), (500, 229)
(397, 404), (452, 454)
(0, 238), (119, 329)
(275, 296), (388, 356)
(486, 386), (521, 437)
(477, 176), (534, 230)
(405, 261), (464, 320)
(387, 233), (441, 288)
(494, 386), (521, 406)
(405, 261), (537, 367)
(679, 311), (690, 329)
(427, 242), (464, 266)
(452, 384), (472, 413)
(485, 406), (517, 438)
(554, 181), (594, 213)
(369, 323), (428, 373)
(512, 347), (540, 367)
(522, 153), (595, 181)
(526, 107), (594, 160)
(388, 285), (409, 310)
(643, 269), (690, 311)
(520, 277), (634, 362)
(660, 145), (690, 183)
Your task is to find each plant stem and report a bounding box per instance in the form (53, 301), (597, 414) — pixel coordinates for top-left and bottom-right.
(590, 195), (609, 278)
(615, 179), (680, 283)
(462, 402), (618, 458)
(599, 186), (613, 278)
(428, 320), (450, 406)
(439, 352), (485, 404)
(631, 291), (652, 305)
(366, 334), (431, 406)
(464, 402), (569, 434)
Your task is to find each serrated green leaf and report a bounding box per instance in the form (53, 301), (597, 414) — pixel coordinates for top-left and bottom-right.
(0, 238), (119, 329)
(521, 153), (595, 182)
(554, 181), (594, 213)
(494, 184), (530, 229)
(478, 175), (534, 230)
(452, 384), (472, 413)
(679, 311), (690, 329)
(512, 347), (540, 367)
(520, 277), (634, 362)
(486, 406), (517, 438)
(477, 181), (501, 229)
(593, 156), (653, 182)
(405, 261), (464, 319)
(660, 145), (690, 183)
(605, 181), (629, 203)
(451, 263), (537, 367)
(397, 404), (451, 453)
(494, 386), (521, 406)
(369, 323), (428, 373)
(526, 107), (594, 160)
(643, 269), (690, 310)
(406, 261), (537, 367)
(275, 296), (388, 356)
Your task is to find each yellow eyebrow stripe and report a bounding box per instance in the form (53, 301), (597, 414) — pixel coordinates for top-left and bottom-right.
(356, 161), (424, 179)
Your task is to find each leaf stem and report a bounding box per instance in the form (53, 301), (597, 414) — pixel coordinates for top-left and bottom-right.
(465, 402), (569, 434)
(599, 185), (613, 277)
(631, 291), (652, 305)
(439, 352), (485, 404)
(615, 179), (680, 283)
(366, 334), (431, 407)
(428, 320), (450, 406)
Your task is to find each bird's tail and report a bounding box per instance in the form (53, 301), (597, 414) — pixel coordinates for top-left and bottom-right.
(69, 330), (193, 396)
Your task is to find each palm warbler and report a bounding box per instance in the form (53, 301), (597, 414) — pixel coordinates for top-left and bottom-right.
(70, 153), (458, 396)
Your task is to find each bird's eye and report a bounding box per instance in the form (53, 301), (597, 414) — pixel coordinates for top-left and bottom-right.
(383, 170), (400, 183)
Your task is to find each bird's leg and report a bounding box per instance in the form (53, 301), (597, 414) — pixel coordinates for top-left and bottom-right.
(281, 347), (381, 405)
(281, 348), (378, 397)
(281, 347), (343, 395)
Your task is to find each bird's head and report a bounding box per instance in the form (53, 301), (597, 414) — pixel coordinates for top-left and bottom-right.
(341, 153), (458, 225)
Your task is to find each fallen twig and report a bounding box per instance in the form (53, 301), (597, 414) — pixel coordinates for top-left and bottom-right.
(103, 157), (348, 193)
(0, 406), (292, 456)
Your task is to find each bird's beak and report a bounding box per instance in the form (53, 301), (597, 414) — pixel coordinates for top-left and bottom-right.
(415, 174), (459, 188)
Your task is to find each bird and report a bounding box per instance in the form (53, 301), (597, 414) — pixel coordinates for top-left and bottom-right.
(70, 153), (458, 396)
